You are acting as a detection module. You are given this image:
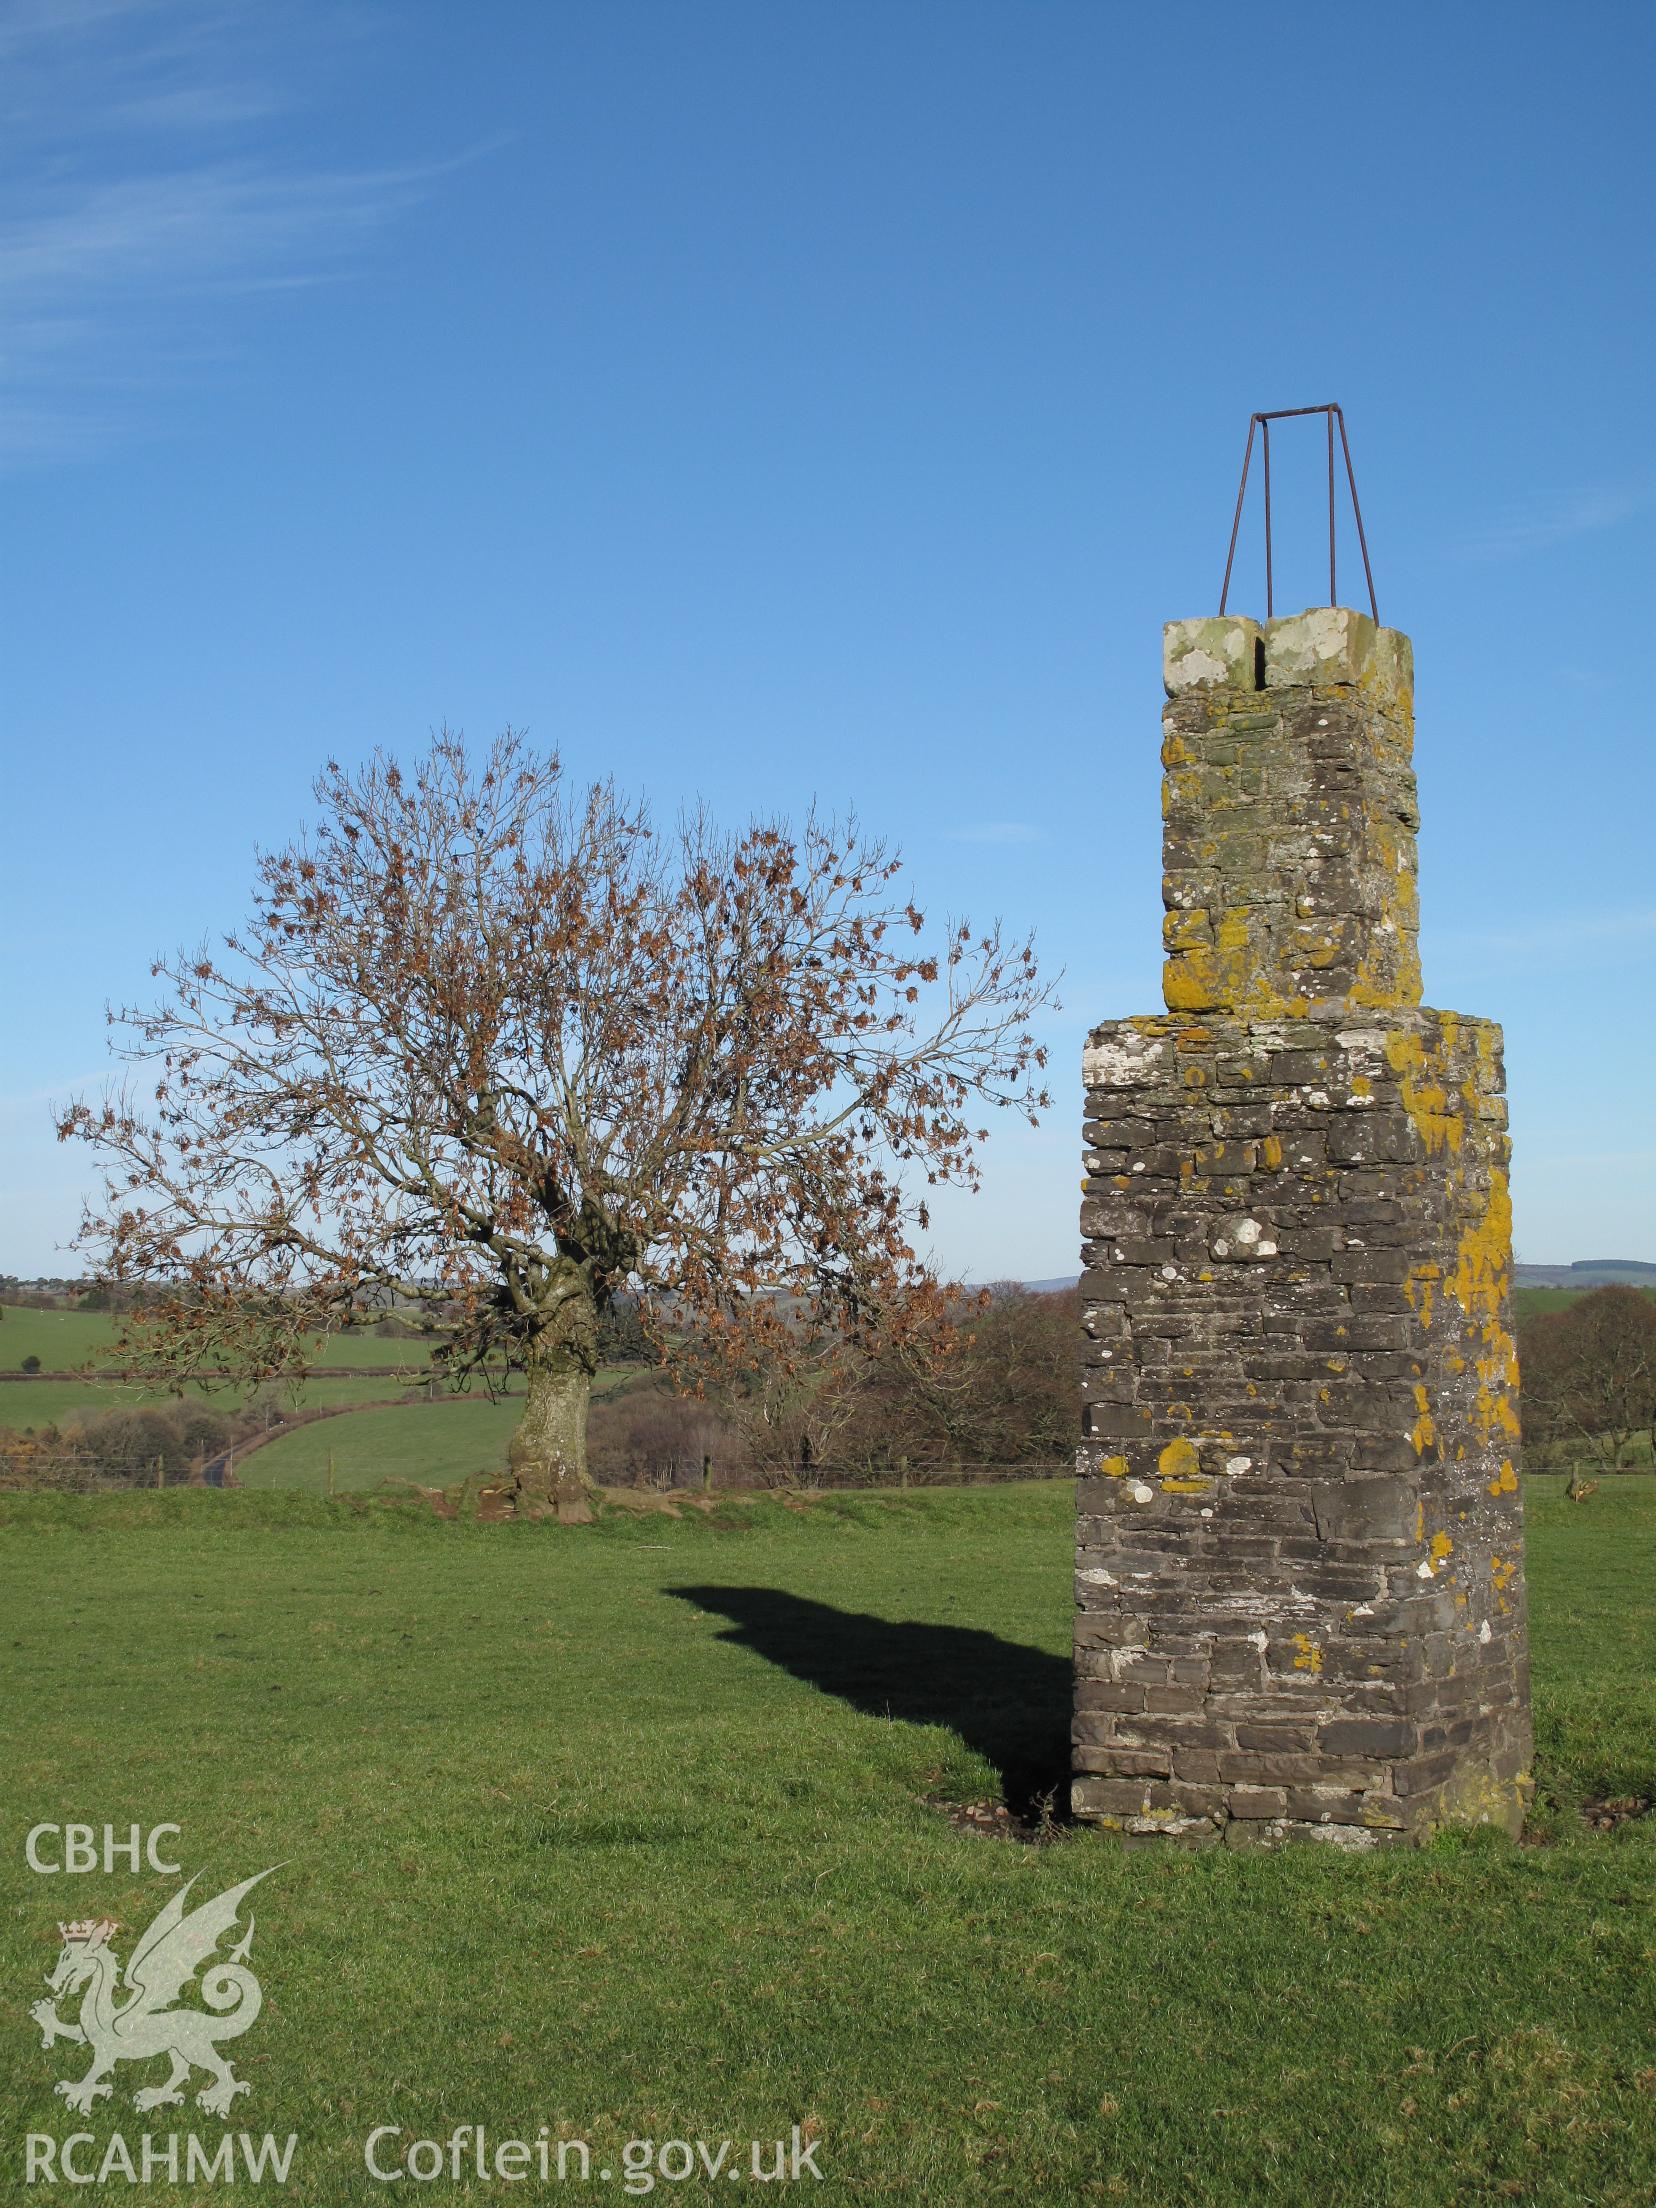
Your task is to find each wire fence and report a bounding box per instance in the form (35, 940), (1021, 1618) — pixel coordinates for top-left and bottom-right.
(0, 1448), (1074, 1498)
(615, 1458), (1072, 1495)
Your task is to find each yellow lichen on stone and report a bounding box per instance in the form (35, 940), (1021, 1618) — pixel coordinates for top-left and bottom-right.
(1384, 1028), (1463, 1155)
(1290, 1632), (1323, 1675)
(1490, 1554), (1517, 1614)
(1451, 1166), (1513, 1324)
(1157, 1439), (1201, 1482)
(1162, 906), (1212, 953)
(1472, 1353), (1522, 1448)
(1411, 1383), (1437, 1456)
(1405, 1261), (1442, 1330)
(1488, 1458), (1519, 1498)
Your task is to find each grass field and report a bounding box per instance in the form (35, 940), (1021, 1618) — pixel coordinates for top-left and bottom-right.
(1513, 1284), (1656, 1320)
(0, 1301), (480, 1441)
(234, 1371), (640, 1492)
(0, 1372), (465, 1431)
(0, 1311), (650, 1478)
(233, 1397), (535, 1492)
(2, 1478), (1653, 2204)
(0, 1304), (439, 1372)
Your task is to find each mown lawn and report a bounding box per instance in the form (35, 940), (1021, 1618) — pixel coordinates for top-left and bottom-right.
(1, 1479), (1652, 2204)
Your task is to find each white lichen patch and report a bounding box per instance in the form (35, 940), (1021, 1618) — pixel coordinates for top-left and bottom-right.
(1163, 616), (1262, 694)
(1213, 1215), (1277, 1260)
(1084, 1034), (1170, 1089)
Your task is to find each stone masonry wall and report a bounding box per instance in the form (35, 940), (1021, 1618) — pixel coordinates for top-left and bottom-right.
(1074, 609), (1531, 1849)
(1161, 610), (1422, 1019)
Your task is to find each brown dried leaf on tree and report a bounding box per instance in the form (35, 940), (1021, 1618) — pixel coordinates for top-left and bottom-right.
(58, 731), (1055, 1520)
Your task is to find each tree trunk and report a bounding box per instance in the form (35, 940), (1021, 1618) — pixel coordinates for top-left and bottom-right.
(516, 1298), (604, 1527)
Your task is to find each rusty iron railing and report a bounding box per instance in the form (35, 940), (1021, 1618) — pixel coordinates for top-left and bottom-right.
(1219, 403), (1377, 622)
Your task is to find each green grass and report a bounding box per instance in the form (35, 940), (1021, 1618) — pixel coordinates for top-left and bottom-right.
(235, 1371), (637, 1492)
(0, 1371), (461, 1431)
(1514, 1284), (1656, 1320)
(2, 1479), (1653, 2204)
(233, 1398), (530, 1492)
(0, 1305), (123, 1364)
(0, 1300), (512, 1443)
(0, 1303), (437, 1372)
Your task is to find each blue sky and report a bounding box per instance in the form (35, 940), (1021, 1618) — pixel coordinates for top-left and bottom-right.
(3, 0), (1653, 1282)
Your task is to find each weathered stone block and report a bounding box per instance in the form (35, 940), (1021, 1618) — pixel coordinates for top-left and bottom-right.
(1163, 617), (1265, 695)
(1263, 605), (1413, 698)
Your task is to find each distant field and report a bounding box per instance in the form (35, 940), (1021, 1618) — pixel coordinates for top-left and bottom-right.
(0, 1370), (479, 1431)
(234, 1371), (635, 1492)
(233, 1398), (530, 1492)
(0, 1305), (122, 1363)
(1514, 1283), (1656, 1320)
(0, 1302), (512, 1439)
(0, 1303), (438, 1371)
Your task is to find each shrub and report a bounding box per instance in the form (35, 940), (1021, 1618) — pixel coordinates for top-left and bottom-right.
(588, 1382), (746, 1490)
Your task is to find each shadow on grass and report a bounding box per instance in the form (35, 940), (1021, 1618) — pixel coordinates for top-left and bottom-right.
(667, 1584), (1070, 1818)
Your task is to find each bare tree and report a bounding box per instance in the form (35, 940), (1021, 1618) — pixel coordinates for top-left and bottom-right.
(1520, 1286), (1656, 1473)
(60, 733), (1053, 1519)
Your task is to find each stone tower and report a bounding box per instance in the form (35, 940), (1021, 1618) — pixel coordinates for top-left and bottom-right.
(1073, 606), (1531, 1848)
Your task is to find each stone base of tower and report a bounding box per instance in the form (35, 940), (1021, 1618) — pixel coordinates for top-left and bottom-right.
(1072, 1008), (1531, 1849)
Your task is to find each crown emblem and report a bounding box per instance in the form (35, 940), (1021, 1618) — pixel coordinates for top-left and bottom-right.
(57, 1917), (116, 1943)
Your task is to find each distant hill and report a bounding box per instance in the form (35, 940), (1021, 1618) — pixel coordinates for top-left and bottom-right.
(1513, 1260), (1656, 1289)
(1025, 1261), (1655, 1295)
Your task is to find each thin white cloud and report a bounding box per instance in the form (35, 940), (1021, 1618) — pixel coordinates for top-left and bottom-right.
(0, 0), (459, 466)
(947, 822), (1043, 846)
(1456, 482), (1647, 561)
